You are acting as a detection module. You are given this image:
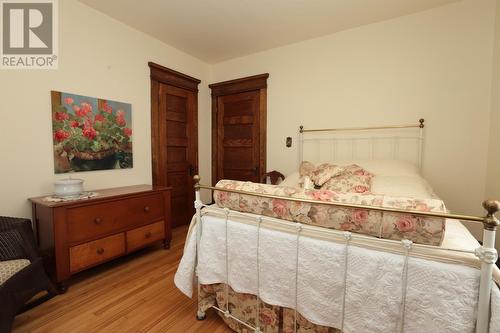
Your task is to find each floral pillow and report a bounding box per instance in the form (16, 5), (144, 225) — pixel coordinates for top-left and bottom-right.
(321, 174), (372, 194)
(310, 163), (345, 186)
(343, 164), (374, 177)
(299, 161), (316, 177)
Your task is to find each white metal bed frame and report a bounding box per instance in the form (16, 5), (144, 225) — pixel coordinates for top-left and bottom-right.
(192, 119), (499, 333)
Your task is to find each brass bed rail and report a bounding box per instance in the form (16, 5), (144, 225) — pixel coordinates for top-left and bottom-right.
(299, 118), (425, 133)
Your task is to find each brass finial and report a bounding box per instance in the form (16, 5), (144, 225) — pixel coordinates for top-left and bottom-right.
(419, 119), (425, 128)
(193, 175), (200, 188)
(482, 200), (500, 231)
(299, 125), (304, 133)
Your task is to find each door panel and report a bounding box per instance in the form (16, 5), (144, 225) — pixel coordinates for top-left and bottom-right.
(216, 91), (261, 183)
(150, 63), (200, 228)
(156, 83), (198, 226)
(210, 74), (268, 185)
(158, 83), (197, 227)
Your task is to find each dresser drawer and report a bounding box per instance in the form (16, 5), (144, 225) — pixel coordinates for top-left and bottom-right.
(126, 221), (165, 252)
(66, 194), (164, 243)
(69, 233), (125, 273)
(67, 201), (124, 243)
(121, 194), (164, 226)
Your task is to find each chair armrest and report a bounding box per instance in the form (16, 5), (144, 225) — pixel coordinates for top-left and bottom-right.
(261, 170), (286, 185)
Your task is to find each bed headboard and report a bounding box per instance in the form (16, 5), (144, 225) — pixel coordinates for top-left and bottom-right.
(298, 119), (425, 169)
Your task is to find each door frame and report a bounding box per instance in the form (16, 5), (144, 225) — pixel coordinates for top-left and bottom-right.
(148, 62), (201, 187)
(209, 73), (269, 185)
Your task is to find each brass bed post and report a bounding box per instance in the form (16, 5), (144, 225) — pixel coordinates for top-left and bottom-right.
(298, 125), (304, 168)
(476, 200), (499, 333)
(193, 175), (206, 321)
(418, 118), (425, 170)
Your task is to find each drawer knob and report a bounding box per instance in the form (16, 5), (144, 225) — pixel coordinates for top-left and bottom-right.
(145, 231), (152, 239)
(96, 248), (105, 255)
(94, 217), (102, 224)
(144, 206), (150, 213)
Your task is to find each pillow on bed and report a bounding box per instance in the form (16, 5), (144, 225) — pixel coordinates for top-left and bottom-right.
(333, 160), (419, 177)
(299, 161), (315, 177)
(321, 174), (372, 193)
(310, 163), (345, 186)
(342, 164), (374, 177)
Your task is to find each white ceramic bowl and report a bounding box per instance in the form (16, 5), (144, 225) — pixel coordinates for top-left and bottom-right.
(54, 178), (84, 197)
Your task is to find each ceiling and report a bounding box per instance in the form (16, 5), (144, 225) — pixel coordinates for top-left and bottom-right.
(79, 0), (459, 64)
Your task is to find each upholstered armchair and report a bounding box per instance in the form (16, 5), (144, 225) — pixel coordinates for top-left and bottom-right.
(0, 216), (57, 333)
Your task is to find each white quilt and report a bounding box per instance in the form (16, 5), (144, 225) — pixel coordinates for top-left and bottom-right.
(175, 213), (500, 333)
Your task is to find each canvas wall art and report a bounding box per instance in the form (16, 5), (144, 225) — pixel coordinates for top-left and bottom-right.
(51, 91), (133, 173)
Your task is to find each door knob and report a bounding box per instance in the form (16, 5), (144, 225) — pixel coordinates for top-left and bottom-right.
(253, 166), (259, 176)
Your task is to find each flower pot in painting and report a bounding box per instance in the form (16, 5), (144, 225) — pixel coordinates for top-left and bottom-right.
(69, 149), (117, 171)
(51, 91), (133, 173)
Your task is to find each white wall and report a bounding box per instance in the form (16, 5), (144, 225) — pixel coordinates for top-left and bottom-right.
(210, 0), (497, 241)
(486, 0), (500, 250)
(0, 0), (211, 218)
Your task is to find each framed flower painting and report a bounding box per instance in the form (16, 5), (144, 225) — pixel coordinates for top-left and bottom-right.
(51, 91), (133, 173)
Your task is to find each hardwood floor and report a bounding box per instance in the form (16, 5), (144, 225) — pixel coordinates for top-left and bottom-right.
(13, 226), (232, 333)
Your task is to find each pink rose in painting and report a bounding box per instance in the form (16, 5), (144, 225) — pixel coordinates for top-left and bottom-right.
(94, 114), (105, 122)
(272, 199), (288, 217)
(123, 127), (132, 137)
(311, 189), (333, 201)
(64, 97), (74, 105)
(80, 102), (93, 114)
(395, 215), (416, 232)
(352, 209), (368, 225)
(354, 169), (369, 176)
(259, 308), (277, 326)
(70, 121), (79, 128)
(116, 116), (126, 126)
(340, 222), (355, 231)
(54, 112), (69, 121)
(354, 185), (368, 193)
(54, 129), (70, 142)
(102, 101), (113, 114)
(116, 110), (126, 126)
(83, 126), (97, 141)
(74, 105), (87, 117)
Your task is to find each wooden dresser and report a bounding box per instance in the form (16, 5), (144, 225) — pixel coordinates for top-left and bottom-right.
(30, 185), (171, 291)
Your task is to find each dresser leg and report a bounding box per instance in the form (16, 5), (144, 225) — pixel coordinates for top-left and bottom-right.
(163, 240), (170, 249)
(56, 281), (68, 294)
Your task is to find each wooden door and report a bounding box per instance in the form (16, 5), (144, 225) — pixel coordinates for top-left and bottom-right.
(217, 91), (261, 182)
(149, 63), (200, 227)
(210, 74), (268, 185)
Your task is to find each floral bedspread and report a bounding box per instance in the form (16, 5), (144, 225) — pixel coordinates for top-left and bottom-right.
(214, 180), (446, 245)
(200, 283), (342, 333)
